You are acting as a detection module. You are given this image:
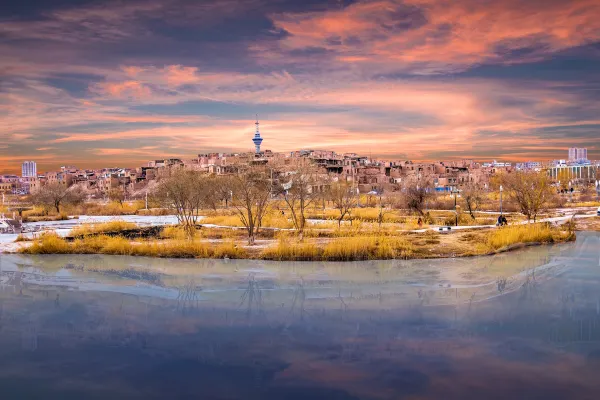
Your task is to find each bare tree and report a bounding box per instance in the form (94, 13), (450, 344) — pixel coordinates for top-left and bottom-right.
(277, 165), (322, 240)
(461, 182), (484, 219)
(375, 187), (401, 229)
(155, 170), (208, 238)
(201, 175), (222, 211)
(499, 171), (554, 222)
(207, 175), (235, 210)
(228, 168), (272, 245)
(30, 183), (86, 214)
(402, 178), (433, 216)
(108, 188), (125, 206)
(327, 180), (357, 228)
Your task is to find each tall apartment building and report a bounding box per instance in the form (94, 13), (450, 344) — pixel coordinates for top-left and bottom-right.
(21, 161), (37, 178)
(568, 148), (588, 162)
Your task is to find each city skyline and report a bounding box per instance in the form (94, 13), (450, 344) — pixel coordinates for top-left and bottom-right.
(2, 0), (600, 174)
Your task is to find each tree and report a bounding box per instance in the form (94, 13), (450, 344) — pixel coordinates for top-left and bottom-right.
(204, 175), (234, 210)
(461, 182), (484, 219)
(499, 171), (554, 222)
(30, 183), (86, 214)
(155, 170), (209, 238)
(369, 183), (398, 229)
(228, 167), (272, 245)
(327, 180), (357, 228)
(277, 165), (322, 240)
(108, 188), (125, 206)
(402, 178), (433, 216)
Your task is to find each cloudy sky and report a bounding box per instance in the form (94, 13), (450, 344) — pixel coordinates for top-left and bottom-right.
(1, 0), (599, 173)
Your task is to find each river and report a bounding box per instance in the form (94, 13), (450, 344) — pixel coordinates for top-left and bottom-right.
(0, 232), (599, 399)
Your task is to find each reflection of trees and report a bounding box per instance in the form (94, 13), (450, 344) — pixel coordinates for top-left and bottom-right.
(239, 274), (263, 318)
(177, 278), (200, 310)
(21, 321), (38, 351)
(287, 278), (307, 323)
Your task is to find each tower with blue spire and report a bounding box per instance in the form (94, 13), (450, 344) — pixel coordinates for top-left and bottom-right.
(252, 115), (263, 154)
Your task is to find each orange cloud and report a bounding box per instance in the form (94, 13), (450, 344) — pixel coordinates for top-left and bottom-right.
(266, 0), (600, 71)
(162, 65), (200, 86)
(95, 80), (152, 99)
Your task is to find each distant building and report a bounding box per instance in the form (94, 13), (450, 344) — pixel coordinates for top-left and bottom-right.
(568, 147), (588, 162)
(21, 161), (37, 178)
(515, 161), (542, 171)
(252, 116), (263, 153)
(482, 160), (511, 168)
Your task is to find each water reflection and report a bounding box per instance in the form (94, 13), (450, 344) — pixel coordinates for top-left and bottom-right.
(0, 233), (599, 399)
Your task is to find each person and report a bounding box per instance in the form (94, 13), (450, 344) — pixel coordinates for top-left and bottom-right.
(417, 217), (423, 227)
(497, 215), (503, 226)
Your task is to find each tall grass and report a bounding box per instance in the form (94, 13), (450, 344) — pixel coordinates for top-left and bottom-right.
(25, 233), (72, 254)
(68, 200), (146, 216)
(160, 225), (193, 240)
(23, 208), (69, 222)
(322, 236), (413, 260)
(70, 220), (137, 236)
(201, 209), (294, 229)
(261, 237), (321, 261)
(21, 233), (247, 259)
(261, 235), (414, 261)
(484, 223), (573, 252)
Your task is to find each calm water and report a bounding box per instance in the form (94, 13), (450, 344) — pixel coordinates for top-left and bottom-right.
(1, 232), (599, 399)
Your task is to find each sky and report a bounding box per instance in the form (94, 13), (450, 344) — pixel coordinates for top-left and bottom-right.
(1, 0), (600, 174)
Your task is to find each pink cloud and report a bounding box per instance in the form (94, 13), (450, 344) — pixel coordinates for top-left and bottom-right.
(94, 80), (153, 99)
(264, 0), (600, 72)
(162, 65), (200, 86)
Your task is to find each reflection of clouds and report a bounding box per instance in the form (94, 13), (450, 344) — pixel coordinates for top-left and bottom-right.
(0, 235), (598, 397)
(2, 279), (600, 398)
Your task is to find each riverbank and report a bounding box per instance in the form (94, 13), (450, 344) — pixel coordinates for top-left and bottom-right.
(12, 222), (575, 262)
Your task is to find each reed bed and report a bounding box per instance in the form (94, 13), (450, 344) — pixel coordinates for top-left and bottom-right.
(68, 201), (146, 216)
(483, 223), (573, 252)
(261, 235), (414, 261)
(200, 208), (294, 229)
(21, 233), (247, 259)
(70, 220), (137, 236)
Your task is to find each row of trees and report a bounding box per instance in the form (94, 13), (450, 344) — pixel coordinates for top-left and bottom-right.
(29, 183), (87, 214)
(399, 171), (556, 222)
(27, 168), (557, 241)
(154, 166), (361, 243)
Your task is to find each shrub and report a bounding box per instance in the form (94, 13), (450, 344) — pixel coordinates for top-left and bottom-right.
(14, 234), (30, 242)
(23, 233), (71, 254)
(160, 225), (192, 240)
